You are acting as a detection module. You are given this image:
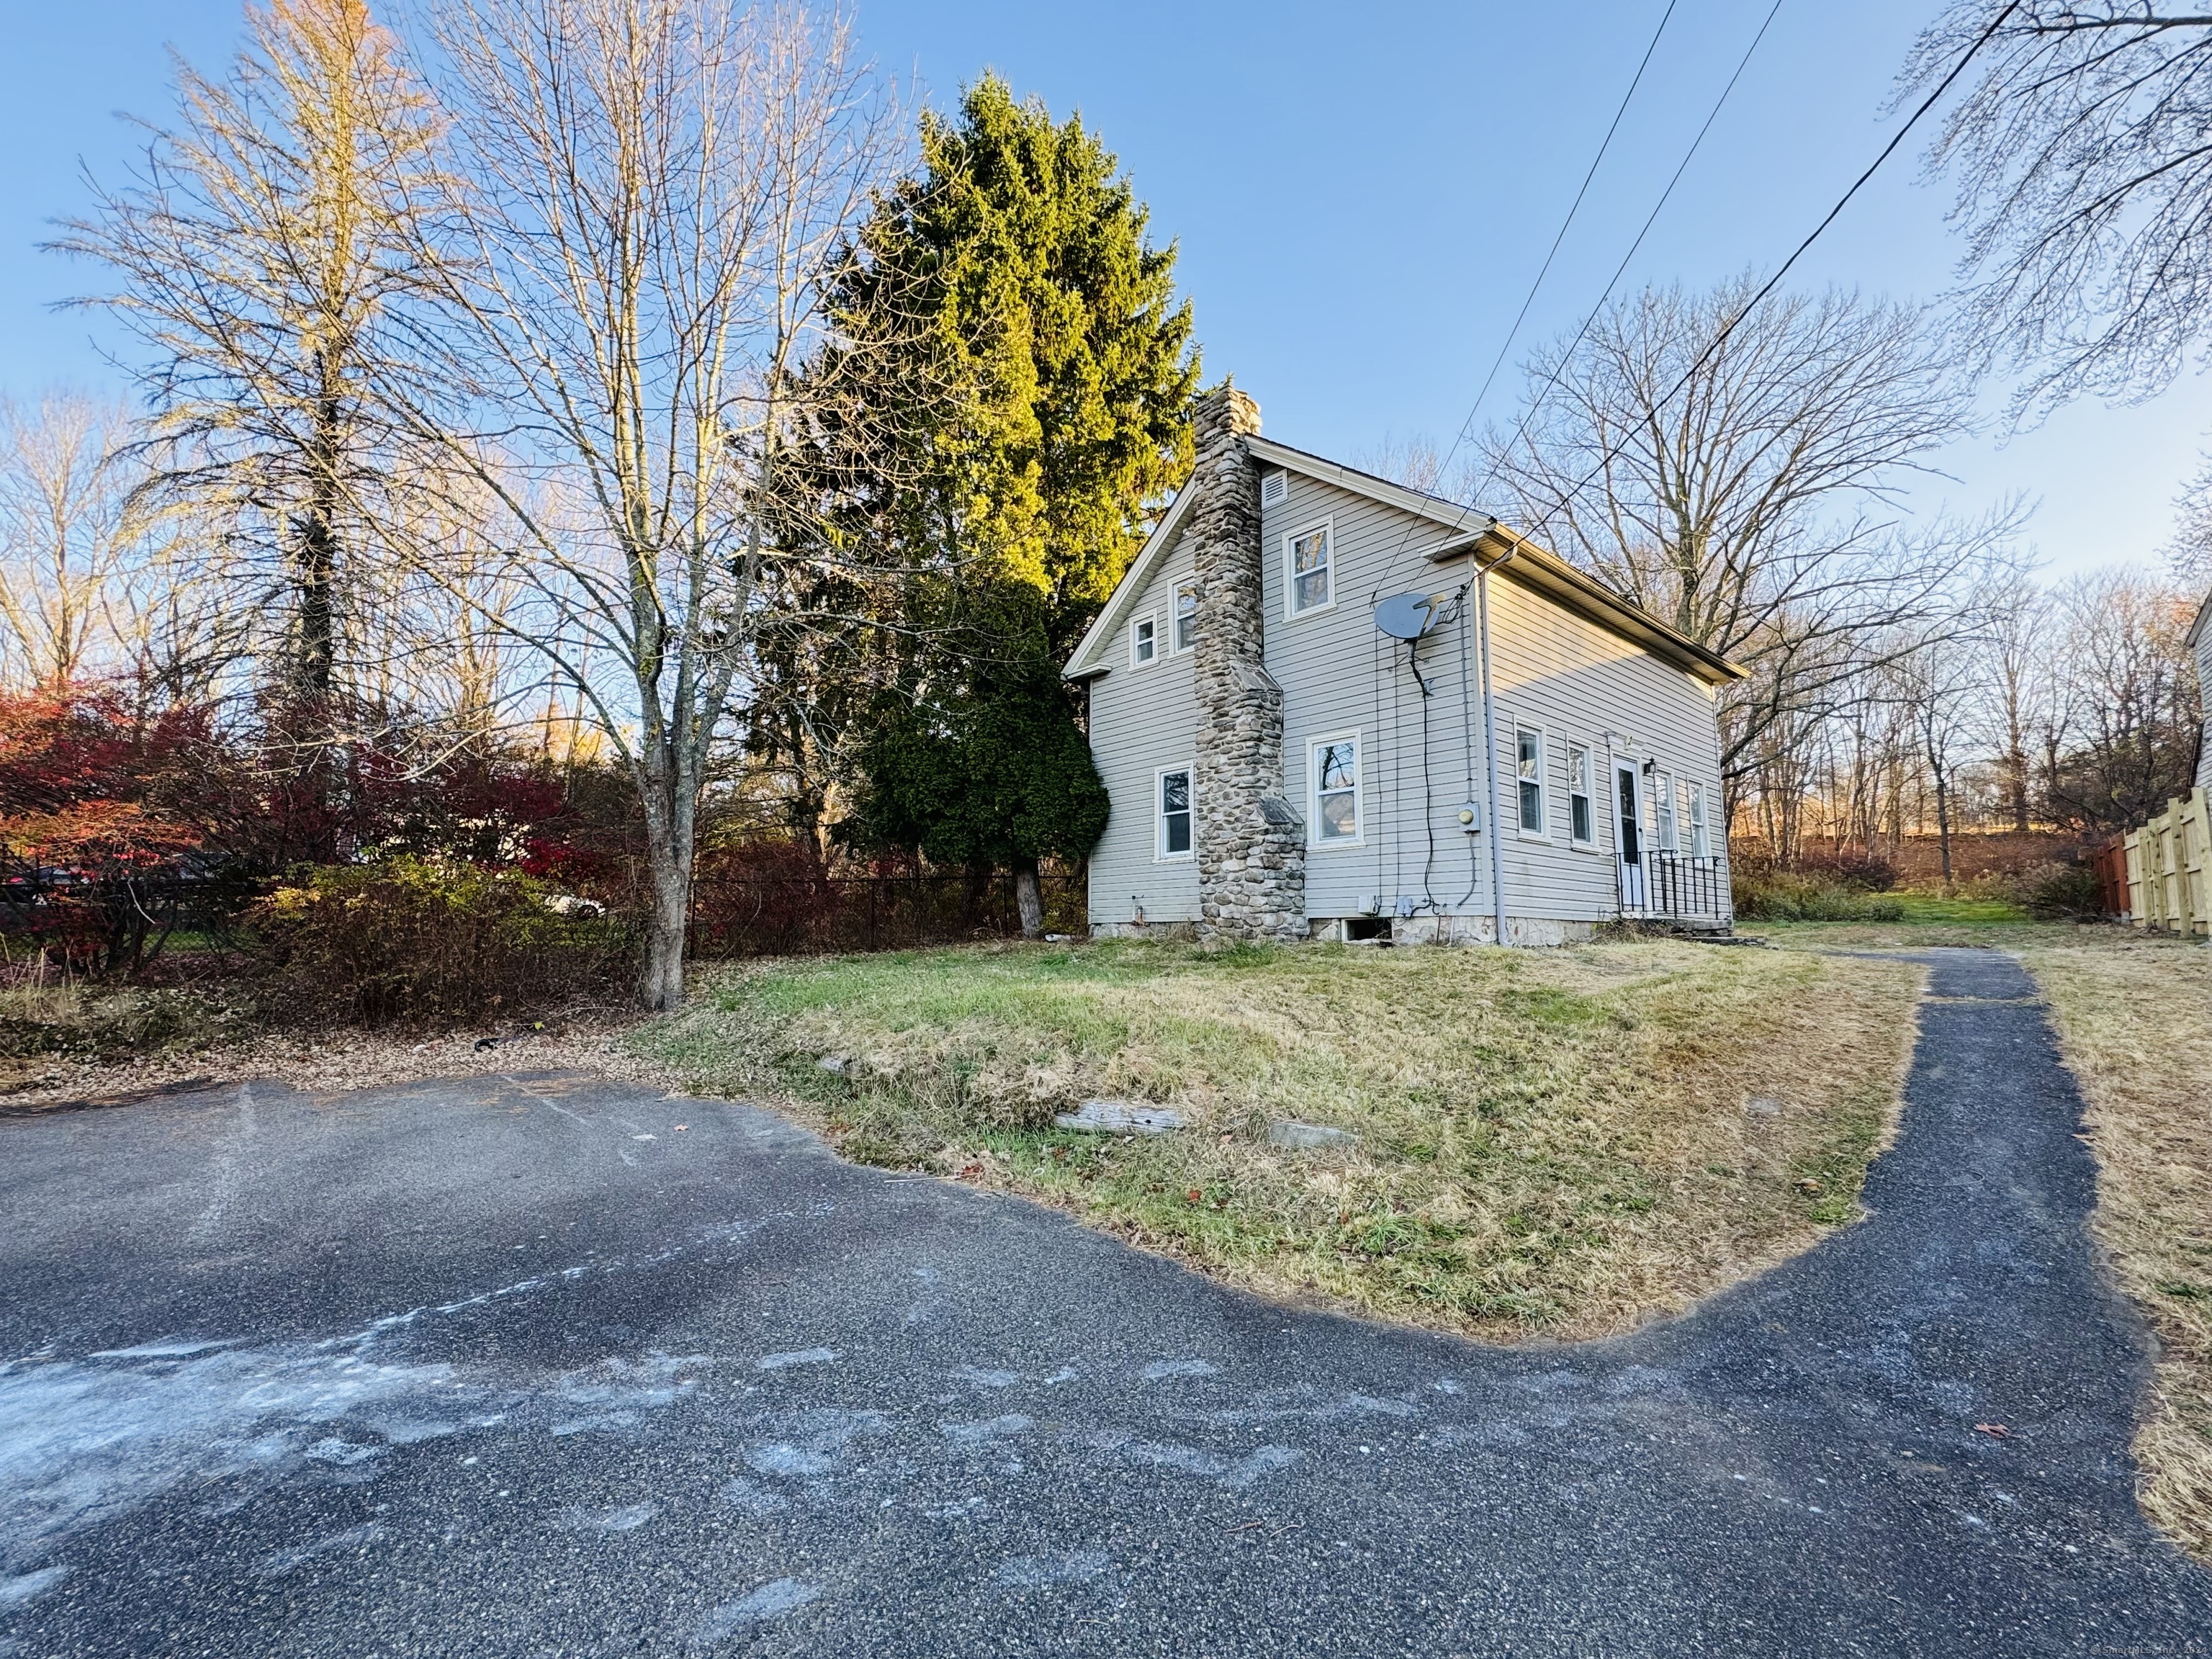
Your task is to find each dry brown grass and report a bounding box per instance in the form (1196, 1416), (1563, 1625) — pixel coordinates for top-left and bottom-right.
(643, 938), (1925, 1341)
(0, 989), (657, 1113)
(2020, 933), (2212, 1564)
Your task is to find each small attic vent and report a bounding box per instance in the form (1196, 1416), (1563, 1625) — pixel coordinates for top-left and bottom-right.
(1260, 472), (1287, 508)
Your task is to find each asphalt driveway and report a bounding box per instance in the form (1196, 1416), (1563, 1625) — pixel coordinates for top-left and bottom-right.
(2, 948), (2207, 1656)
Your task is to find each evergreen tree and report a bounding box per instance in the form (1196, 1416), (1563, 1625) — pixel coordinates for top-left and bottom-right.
(829, 75), (1200, 932)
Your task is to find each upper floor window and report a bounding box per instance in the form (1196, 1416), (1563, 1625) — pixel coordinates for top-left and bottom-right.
(1157, 767), (1193, 860)
(1172, 581), (1199, 652)
(1310, 734), (1362, 844)
(1567, 743), (1593, 845)
(1516, 728), (1546, 835)
(1130, 612), (1158, 666)
(1287, 522), (1334, 616)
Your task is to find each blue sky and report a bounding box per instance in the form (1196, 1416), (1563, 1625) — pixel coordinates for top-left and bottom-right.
(5, 0), (2207, 580)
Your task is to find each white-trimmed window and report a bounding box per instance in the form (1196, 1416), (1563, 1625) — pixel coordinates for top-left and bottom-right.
(1286, 521), (1334, 616)
(1308, 733), (1362, 845)
(1567, 743), (1594, 846)
(1172, 580), (1199, 652)
(1156, 766), (1193, 860)
(1654, 770), (1678, 853)
(1130, 612), (1158, 666)
(1515, 728), (1547, 837)
(1688, 780), (1710, 859)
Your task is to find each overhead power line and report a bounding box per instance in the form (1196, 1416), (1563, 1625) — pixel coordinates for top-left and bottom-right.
(1515, 0), (2025, 549)
(1421, 0), (1680, 495)
(1377, 0), (1773, 595)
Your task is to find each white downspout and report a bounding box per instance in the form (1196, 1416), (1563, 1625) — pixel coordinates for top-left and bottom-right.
(1477, 548), (1514, 946)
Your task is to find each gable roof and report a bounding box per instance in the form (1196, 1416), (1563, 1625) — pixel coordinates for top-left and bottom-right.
(1064, 435), (1745, 686)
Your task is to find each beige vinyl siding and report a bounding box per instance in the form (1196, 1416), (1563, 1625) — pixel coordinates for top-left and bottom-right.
(1084, 531), (1202, 925)
(1481, 570), (1729, 922)
(1262, 471), (1492, 922)
(1258, 469), (1729, 925)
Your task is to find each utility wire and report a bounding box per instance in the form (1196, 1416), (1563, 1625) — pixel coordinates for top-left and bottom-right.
(1377, 0), (1785, 599)
(1414, 0), (1680, 503)
(1515, 0), (2023, 550)
(1460, 0), (1786, 521)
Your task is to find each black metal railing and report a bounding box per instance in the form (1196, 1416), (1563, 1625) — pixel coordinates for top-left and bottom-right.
(1616, 852), (1730, 927)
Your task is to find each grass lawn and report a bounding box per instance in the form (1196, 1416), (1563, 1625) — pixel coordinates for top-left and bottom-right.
(638, 938), (1924, 1342)
(2018, 930), (2212, 1564)
(1744, 907), (2091, 951)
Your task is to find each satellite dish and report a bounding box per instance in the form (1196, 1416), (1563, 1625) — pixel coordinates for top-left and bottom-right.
(1374, 593), (1439, 640)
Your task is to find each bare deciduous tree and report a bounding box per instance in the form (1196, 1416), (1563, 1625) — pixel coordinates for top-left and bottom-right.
(383, 0), (907, 1008)
(0, 392), (149, 688)
(1477, 276), (2013, 814)
(58, 0), (441, 700)
(1908, 4), (2212, 415)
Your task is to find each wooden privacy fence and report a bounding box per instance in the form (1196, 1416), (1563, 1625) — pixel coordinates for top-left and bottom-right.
(2123, 786), (2210, 937)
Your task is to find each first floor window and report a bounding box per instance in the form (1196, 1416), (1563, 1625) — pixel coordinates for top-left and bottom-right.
(1288, 523), (1333, 615)
(1688, 780), (1709, 858)
(1172, 582), (1199, 651)
(1158, 768), (1192, 858)
(1516, 729), (1545, 834)
(1310, 735), (1361, 843)
(1567, 743), (1593, 844)
(1654, 770), (1678, 853)
(1131, 613), (1158, 665)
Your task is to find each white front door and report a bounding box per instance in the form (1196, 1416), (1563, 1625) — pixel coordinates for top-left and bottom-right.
(1613, 760), (1647, 912)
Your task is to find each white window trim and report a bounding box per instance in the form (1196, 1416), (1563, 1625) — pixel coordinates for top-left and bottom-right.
(1130, 610), (1159, 667)
(1283, 517), (1337, 619)
(1687, 778), (1711, 860)
(1513, 724), (1551, 842)
(1566, 741), (1598, 850)
(1653, 769), (1679, 855)
(1169, 578), (1200, 654)
(1154, 763), (1195, 863)
(1306, 729), (1364, 849)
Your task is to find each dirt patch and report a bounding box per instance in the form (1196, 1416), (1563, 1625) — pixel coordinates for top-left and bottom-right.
(2021, 934), (2212, 1565)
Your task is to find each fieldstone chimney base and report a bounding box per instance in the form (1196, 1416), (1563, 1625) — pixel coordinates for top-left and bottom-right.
(1190, 382), (1306, 943)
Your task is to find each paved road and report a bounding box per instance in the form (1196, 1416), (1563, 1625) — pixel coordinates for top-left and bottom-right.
(1, 949), (2207, 1657)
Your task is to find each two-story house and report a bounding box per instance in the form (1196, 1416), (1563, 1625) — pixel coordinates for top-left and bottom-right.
(1063, 383), (1746, 944)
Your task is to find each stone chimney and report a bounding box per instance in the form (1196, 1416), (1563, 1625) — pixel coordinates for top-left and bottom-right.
(1189, 382), (1306, 942)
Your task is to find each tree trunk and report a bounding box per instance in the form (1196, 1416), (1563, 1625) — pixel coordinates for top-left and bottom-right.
(1934, 767), (1954, 891)
(640, 847), (691, 1012)
(297, 355), (342, 699)
(1014, 858), (1044, 940)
